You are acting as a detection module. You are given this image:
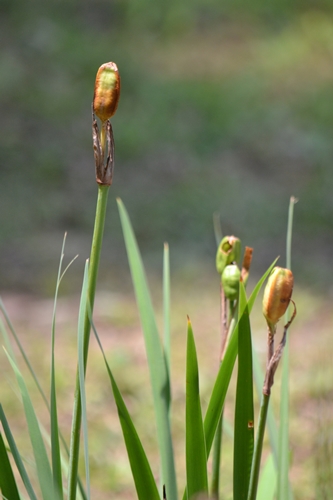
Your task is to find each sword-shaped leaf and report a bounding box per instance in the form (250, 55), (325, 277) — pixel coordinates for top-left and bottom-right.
(186, 319), (208, 499)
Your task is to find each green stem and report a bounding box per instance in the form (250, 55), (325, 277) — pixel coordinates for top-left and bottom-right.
(277, 195), (296, 500)
(212, 296), (238, 498)
(247, 393), (270, 500)
(67, 184), (110, 500)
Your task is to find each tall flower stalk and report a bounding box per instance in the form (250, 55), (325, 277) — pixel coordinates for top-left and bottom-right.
(247, 267), (296, 500)
(212, 235), (247, 498)
(67, 62), (120, 500)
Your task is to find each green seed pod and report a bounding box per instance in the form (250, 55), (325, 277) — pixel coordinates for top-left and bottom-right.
(216, 236), (241, 275)
(221, 264), (241, 301)
(93, 62), (120, 122)
(263, 267), (294, 331)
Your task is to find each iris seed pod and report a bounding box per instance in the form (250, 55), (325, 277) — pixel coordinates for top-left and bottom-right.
(93, 62), (120, 122)
(221, 264), (241, 301)
(263, 267), (294, 331)
(216, 236), (241, 275)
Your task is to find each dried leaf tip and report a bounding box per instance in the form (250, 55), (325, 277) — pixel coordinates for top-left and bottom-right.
(263, 266), (294, 332)
(93, 62), (120, 122)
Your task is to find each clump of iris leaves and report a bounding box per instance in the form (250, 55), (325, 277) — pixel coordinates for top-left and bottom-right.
(0, 194), (296, 500)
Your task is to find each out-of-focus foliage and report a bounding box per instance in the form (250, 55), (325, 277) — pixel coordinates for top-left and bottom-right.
(1, 0), (333, 291)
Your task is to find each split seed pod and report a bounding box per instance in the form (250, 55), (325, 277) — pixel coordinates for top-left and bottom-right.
(263, 267), (294, 332)
(221, 264), (241, 301)
(216, 236), (241, 275)
(93, 62), (120, 122)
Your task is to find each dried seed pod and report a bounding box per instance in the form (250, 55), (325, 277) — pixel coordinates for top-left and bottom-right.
(221, 264), (241, 301)
(263, 267), (294, 331)
(241, 246), (253, 285)
(93, 62), (120, 122)
(216, 236), (241, 275)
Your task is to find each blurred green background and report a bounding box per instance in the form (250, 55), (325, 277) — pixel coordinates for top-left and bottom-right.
(1, 0), (333, 292)
(2, 3), (333, 499)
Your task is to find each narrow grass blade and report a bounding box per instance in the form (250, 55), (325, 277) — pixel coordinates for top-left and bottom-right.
(0, 316), (17, 367)
(77, 261), (91, 499)
(163, 243), (171, 416)
(50, 235), (67, 500)
(233, 283), (254, 500)
(0, 404), (38, 500)
(50, 241), (78, 500)
(4, 350), (57, 500)
(0, 430), (20, 500)
(117, 198), (177, 500)
(0, 298), (49, 410)
(0, 309), (87, 500)
(286, 196), (297, 272)
(0, 244), (78, 414)
(39, 426), (87, 500)
(92, 324), (160, 500)
(163, 243), (171, 394)
(185, 319), (208, 499)
(277, 196), (297, 500)
(256, 454), (276, 500)
(0, 255), (87, 500)
(203, 259), (277, 458)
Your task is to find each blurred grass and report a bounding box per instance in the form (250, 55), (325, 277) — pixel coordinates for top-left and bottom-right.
(1, 1), (333, 291)
(1, 269), (332, 499)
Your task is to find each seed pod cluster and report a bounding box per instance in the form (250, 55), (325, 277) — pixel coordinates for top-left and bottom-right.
(263, 267), (294, 331)
(93, 62), (121, 122)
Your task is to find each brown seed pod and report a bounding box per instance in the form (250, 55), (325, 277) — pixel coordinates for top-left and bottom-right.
(263, 267), (294, 331)
(93, 62), (120, 122)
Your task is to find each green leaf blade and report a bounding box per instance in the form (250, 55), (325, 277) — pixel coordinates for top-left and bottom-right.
(0, 431), (20, 500)
(185, 319), (208, 499)
(4, 350), (57, 500)
(93, 327), (160, 500)
(112, 375), (161, 500)
(0, 404), (38, 500)
(233, 283), (254, 500)
(117, 198), (177, 499)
